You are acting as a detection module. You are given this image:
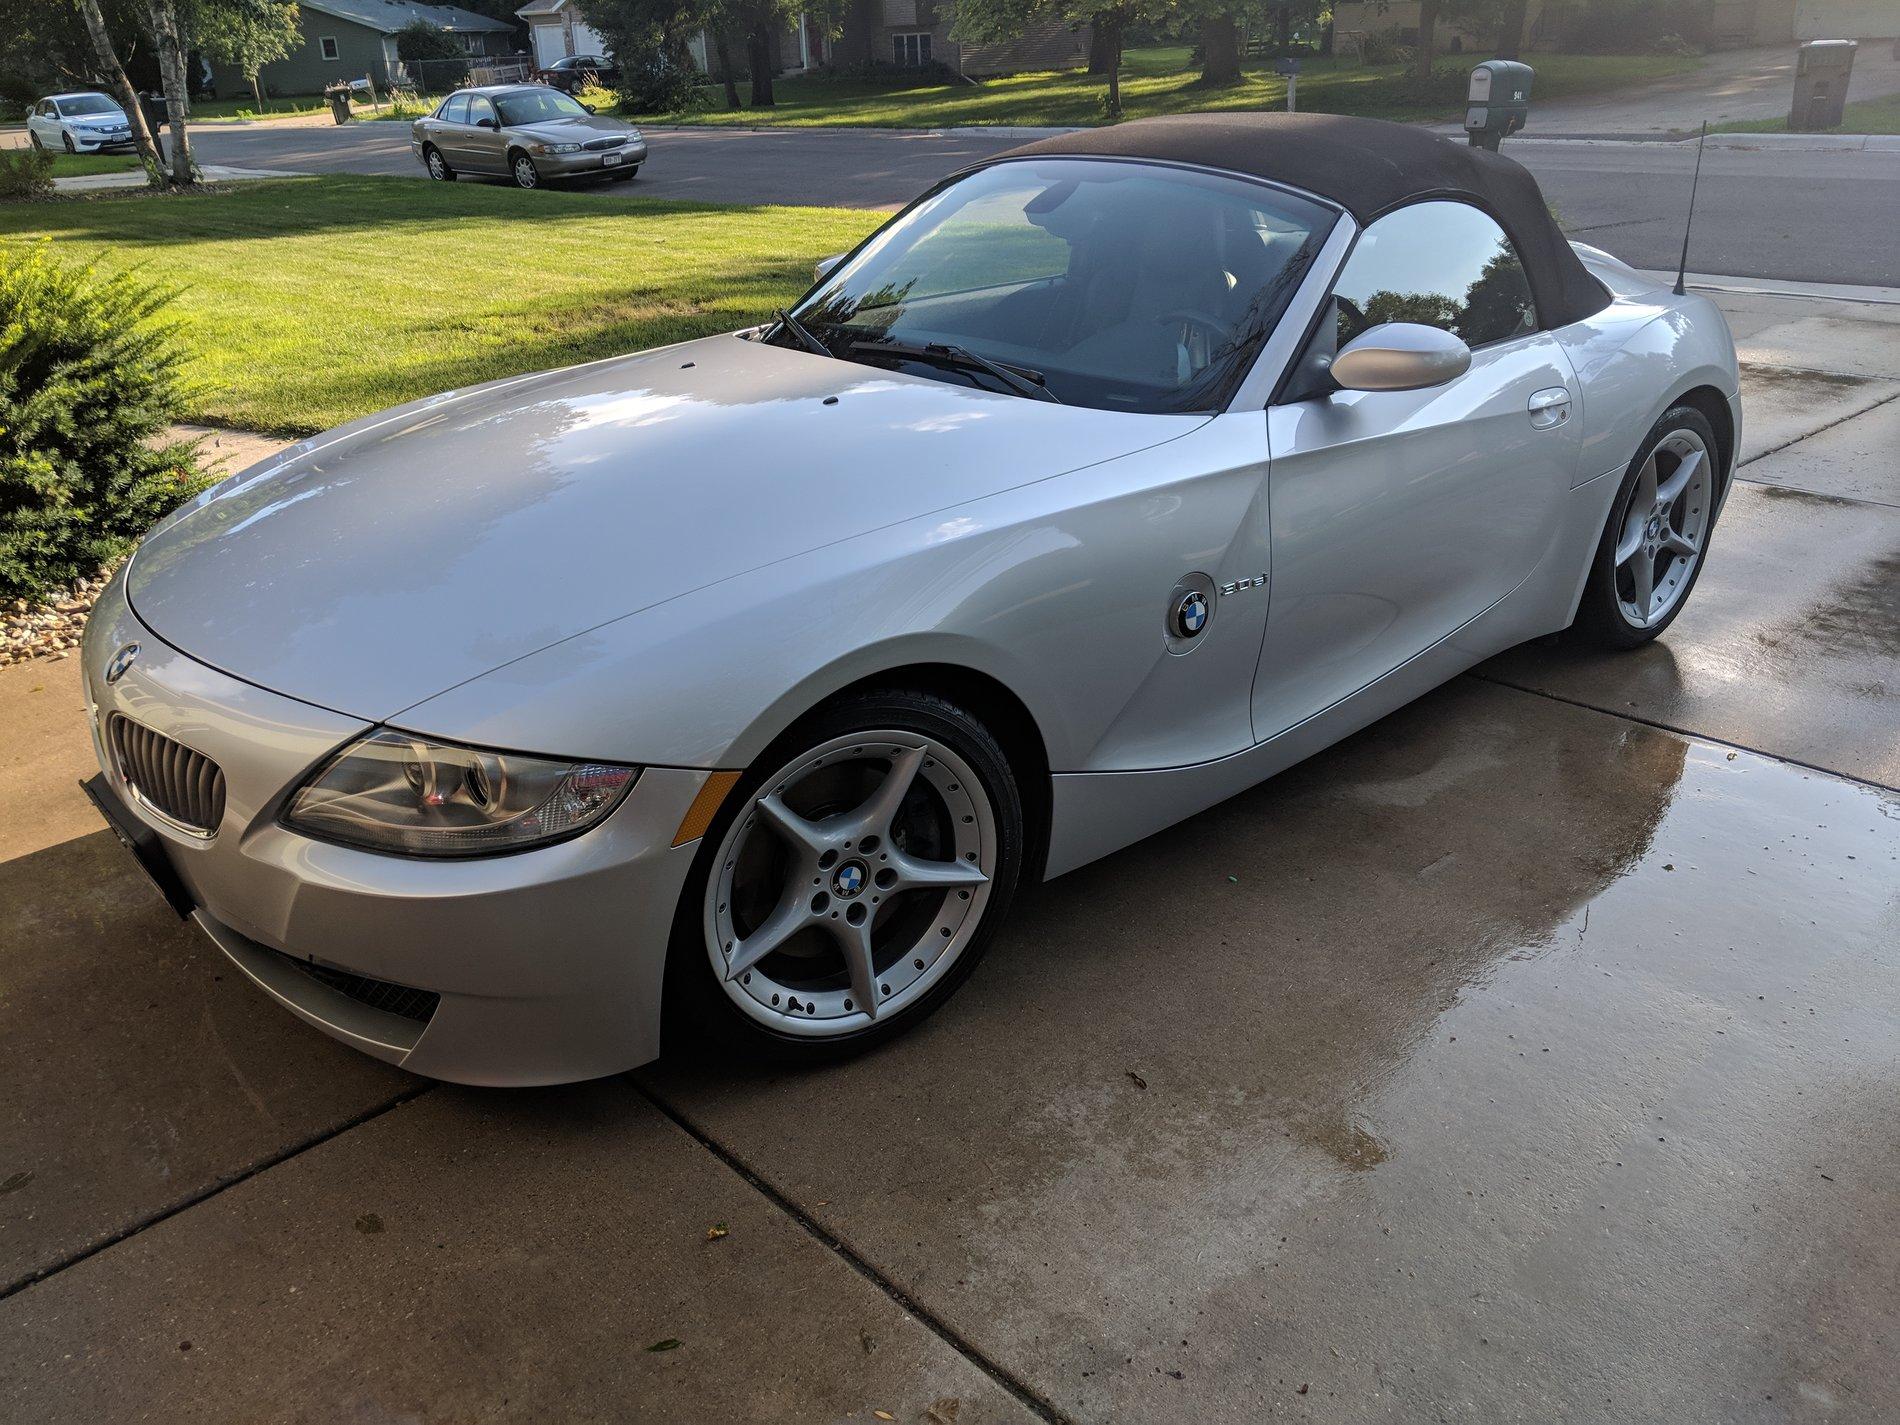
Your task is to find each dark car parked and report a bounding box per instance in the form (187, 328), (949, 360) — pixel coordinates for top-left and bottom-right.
(536, 55), (618, 94)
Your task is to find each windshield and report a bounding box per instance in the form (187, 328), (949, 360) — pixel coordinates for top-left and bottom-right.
(789, 158), (1333, 413)
(495, 89), (590, 125)
(58, 95), (120, 117)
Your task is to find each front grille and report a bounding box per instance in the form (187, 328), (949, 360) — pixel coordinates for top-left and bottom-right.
(582, 135), (629, 151)
(274, 952), (442, 1024)
(109, 715), (225, 835)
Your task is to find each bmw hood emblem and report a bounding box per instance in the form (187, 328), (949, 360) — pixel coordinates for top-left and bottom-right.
(1173, 591), (1209, 638)
(104, 643), (141, 684)
(831, 860), (867, 899)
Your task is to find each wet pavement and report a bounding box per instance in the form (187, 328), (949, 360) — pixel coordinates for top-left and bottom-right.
(1, 291), (1895, 1422)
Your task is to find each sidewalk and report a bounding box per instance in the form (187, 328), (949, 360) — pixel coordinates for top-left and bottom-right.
(51, 163), (311, 193)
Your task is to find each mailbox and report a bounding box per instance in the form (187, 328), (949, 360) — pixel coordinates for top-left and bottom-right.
(1464, 60), (1532, 150)
(1789, 40), (1857, 131)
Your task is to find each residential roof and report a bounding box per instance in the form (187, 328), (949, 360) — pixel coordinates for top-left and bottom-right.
(302, 0), (516, 34)
(514, 0), (566, 16)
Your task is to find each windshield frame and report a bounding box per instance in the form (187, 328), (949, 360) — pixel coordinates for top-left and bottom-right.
(57, 94), (122, 118)
(786, 155), (1343, 416)
(494, 87), (591, 126)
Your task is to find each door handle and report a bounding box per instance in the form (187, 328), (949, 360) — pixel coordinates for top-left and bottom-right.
(1528, 387), (1571, 429)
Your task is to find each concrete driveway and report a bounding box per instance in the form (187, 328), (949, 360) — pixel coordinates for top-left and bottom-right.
(2, 287), (1896, 1423)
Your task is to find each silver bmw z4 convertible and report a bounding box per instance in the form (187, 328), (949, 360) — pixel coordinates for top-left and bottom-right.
(81, 114), (1740, 1086)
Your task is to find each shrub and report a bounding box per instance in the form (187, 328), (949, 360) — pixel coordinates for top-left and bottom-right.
(0, 243), (206, 602)
(615, 50), (703, 114)
(0, 148), (55, 202)
(1357, 28), (1413, 67)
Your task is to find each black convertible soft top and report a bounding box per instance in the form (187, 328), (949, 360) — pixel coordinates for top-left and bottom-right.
(1000, 112), (1611, 330)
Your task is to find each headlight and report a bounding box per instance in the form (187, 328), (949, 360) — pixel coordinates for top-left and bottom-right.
(283, 729), (637, 857)
(532, 141), (582, 154)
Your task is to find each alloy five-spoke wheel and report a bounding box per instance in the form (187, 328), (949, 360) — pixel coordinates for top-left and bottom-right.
(1613, 427), (1711, 629)
(1574, 404), (1722, 648)
(708, 732), (995, 1035)
(671, 690), (1024, 1061)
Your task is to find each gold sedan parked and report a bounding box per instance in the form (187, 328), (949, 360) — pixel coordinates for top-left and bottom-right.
(410, 83), (648, 190)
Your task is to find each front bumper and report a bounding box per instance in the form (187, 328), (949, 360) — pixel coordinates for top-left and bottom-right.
(80, 571), (711, 1086)
(537, 140), (647, 177)
(71, 130), (135, 152)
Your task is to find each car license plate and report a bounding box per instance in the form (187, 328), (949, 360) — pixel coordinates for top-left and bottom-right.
(602, 152), (623, 166)
(80, 773), (196, 919)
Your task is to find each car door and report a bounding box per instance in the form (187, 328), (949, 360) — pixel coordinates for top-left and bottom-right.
(463, 94), (506, 174)
(430, 92), (473, 167)
(1252, 200), (1581, 740)
(26, 101), (47, 146)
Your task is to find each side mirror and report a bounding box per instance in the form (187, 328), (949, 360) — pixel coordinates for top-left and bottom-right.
(813, 253), (845, 282)
(1331, 323), (1471, 392)
(580, 102), (595, 114)
(476, 117), (497, 130)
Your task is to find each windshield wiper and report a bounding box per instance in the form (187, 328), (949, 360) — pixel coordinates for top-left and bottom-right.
(772, 307), (831, 357)
(849, 338), (1063, 405)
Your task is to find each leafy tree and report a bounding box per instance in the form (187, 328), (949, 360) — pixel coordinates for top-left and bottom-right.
(578, 0), (704, 110)
(67, 0), (169, 184)
(395, 19), (469, 89)
(196, 0), (301, 111)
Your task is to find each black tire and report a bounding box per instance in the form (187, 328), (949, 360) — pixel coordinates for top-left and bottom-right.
(422, 144), (455, 182)
(62, 133), (76, 154)
(664, 688), (1026, 1067)
(1571, 404), (1722, 650)
(510, 150), (539, 189)
(28, 130), (42, 150)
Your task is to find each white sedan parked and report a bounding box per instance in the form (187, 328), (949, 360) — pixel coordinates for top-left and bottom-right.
(26, 92), (135, 153)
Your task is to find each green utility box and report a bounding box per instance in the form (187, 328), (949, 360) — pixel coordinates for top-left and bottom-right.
(1790, 40), (1857, 131)
(1464, 60), (1533, 151)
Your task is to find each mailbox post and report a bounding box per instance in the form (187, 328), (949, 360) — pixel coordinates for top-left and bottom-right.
(1464, 60), (1532, 150)
(1276, 57), (1301, 113)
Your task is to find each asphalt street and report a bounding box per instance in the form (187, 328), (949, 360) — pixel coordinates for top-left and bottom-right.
(171, 119), (1900, 287)
(3, 286), (1898, 1423)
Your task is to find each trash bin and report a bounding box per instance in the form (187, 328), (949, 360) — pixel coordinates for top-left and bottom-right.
(1464, 60), (1532, 150)
(1789, 39), (1857, 131)
(325, 83), (353, 125)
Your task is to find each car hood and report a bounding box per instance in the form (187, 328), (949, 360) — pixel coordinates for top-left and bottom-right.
(128, 334), (1202, 721)
(510, 116), (640, 143)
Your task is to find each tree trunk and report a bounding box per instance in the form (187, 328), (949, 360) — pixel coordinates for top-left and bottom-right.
(138, 0), (194, 185)
(1199, 13), (1242, 86)
(1087, 13), (1118, 75)
(747, 22), (775, 107)
(1413, 0), (1439, 82)
(713, 29), (742, 108)
(1495, 0), (1530, 59)
(251, 72), (267, 112)
(1093, 7), (1124, 112)
(72, 0), (165, 183)
(1275, 4), (1291, 51)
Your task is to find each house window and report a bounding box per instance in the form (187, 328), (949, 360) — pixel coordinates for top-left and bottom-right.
(892, 32), (931, 67)
(319, 35), (339, 61)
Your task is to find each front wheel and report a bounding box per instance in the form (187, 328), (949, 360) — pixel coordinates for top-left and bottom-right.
(423, 145), (454, 181)
(1571, 405), (1721, 649)
(666, 689), (1025, 1064)
(62, 132), (76, 154)
(510, 152), (539, 189)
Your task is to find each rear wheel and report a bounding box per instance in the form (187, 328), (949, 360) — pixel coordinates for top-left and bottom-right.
(423, 144), (454, 181)
(510, 151), (539, 189)
(1572, 405), (1721, 648)
(667, 690), (1025, 1064)
(27, 129), (43, 150)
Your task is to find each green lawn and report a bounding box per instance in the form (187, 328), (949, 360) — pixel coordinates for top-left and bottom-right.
(187, 95), (334, 122)
(47, 152), (144, 178)
(1713, 91), (1900, 136)
(0, 176), (878, 435)
(634, 49), (1698, 128)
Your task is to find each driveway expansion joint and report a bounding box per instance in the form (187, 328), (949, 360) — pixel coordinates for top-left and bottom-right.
(0, 1082), (436, 1304)
(634, 1079), (1077, 1425)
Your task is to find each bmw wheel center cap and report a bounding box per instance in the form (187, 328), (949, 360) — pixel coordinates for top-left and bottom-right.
(1173, 591), (1209, 639)
(832, 860), (868, 899)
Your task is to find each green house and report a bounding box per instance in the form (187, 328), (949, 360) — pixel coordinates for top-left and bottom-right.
(208, 0), (522, 99)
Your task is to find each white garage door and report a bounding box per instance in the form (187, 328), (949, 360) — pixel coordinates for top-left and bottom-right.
(532, 24), (567, 67)
(571, 21), (608, 57)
